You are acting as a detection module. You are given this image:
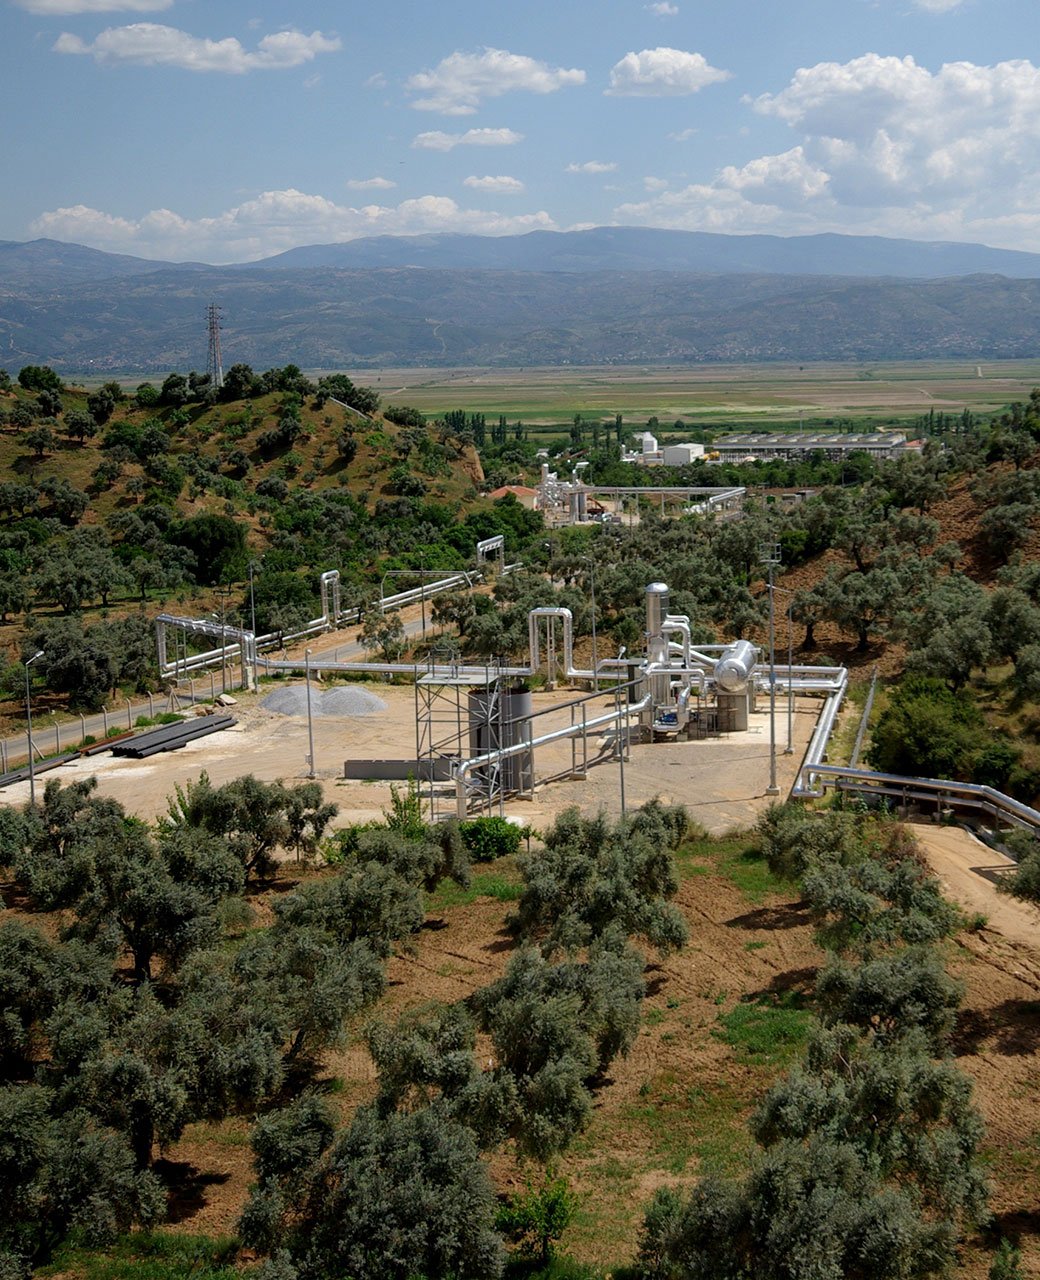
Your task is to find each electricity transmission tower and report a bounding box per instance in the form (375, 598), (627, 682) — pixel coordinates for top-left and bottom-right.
(206, 304), (224, 390)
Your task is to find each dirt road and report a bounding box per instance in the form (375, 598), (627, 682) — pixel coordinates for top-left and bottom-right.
(912, 823), (1040, 949)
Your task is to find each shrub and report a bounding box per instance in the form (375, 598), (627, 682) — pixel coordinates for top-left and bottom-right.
(496, 1168), (578, 1265)
(459, 816), (527, 861)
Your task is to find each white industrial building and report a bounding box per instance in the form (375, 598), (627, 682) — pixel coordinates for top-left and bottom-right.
(661, 442), (706, 466)
(627, 434), (706, 467)
(711, 431), (912, 462)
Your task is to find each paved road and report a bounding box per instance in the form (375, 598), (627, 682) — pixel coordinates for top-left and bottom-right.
(0, 610), (438, 773)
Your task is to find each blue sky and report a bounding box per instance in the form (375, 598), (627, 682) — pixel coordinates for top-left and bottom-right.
(1, 0), (1038, 262)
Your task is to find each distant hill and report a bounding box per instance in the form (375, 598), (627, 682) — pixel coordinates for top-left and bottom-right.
(248, 226), (1040, 279)
(0, 237), (205, 288)
(3, 263), (1040, 373)
(4, 227), (1040, 292)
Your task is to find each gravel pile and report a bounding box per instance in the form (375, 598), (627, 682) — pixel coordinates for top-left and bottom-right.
(262, 684), (387, 718)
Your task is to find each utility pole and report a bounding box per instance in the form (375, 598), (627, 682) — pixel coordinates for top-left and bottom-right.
(759, 542), (782, 797)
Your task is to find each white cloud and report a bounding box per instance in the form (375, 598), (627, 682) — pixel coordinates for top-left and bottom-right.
(412, 127), (524, 151)
(914, 0), (964, 10)
(567, 160), (617, 174)
(53, 23), (341, 73)
(606, 47), (730, 97)
(644, 176), (668, 191)
(30, 189), (557, 262)
(614, 54), (1040, 251)
(346, 177), (395, 190)
(407, 47), (585, 115)
(645, 2), (679, 13)
(668, 127), (697, 141)
(463, 175), (525, 194)
(14, 0), (170, 11)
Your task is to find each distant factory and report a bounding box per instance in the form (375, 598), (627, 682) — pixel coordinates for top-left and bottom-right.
(629, 429), (918, 466)
(626, 433), (706, 466)
(709, 431), (917, 463)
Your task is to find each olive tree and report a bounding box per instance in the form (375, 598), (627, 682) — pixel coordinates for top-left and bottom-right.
(239, 1099), (503, 1280)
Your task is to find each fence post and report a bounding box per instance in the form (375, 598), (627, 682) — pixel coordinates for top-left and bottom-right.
(148, 693), (155, 718)
(54, 721), (60, 754)
(209, 671), (215, 699)
(126, 699), (133, 729)
(1, 740), (7, 773)
(80, 714), (86, 743)
(103, 708), (109, 735)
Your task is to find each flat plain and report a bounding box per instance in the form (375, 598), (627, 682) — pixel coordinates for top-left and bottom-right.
(347, 358), (1040, 426)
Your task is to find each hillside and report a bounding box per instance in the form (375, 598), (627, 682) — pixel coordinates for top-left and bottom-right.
(5, 265), (1040, 373)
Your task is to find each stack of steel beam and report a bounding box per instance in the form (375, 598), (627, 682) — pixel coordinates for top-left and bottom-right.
(110, 715), (236, 759)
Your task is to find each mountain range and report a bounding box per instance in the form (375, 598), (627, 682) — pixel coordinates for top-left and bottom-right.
(3, 227), (1040, 372)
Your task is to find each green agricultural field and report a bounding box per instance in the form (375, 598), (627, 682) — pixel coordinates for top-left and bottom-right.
(296, 359), (1040, 434)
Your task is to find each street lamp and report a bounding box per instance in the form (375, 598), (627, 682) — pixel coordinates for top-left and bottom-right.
(767, 583), (796, 756)
(248, 559), (260, 640)
(581, 556), (599, 691)
(759, 542), (782, 797)
(419, 551), (427, 639)
(304, 647), (316, 779)
(24, 650), (44, 806)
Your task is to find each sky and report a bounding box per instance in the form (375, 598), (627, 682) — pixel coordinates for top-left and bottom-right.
(1, 0), (1039, 263)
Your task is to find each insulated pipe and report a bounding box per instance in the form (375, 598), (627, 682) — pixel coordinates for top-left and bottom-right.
(319, 570), (341, 628)
(257, 656), (534, 679)
(661, 620), (692, 668)
(795, 763), (1040, 833)
(791, 667), (849, 798)
(455, 691), (654, 818)
(528, 607), (574, 679)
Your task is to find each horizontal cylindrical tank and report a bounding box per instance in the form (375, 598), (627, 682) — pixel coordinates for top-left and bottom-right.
(713, 639), (757, 694)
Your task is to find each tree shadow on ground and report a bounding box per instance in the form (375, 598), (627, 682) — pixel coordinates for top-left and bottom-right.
(745, 966), (817, 1003)
(484, 927), (516, 955)
(726, 901), (813, 931)
(153, 1159), (230, 1225)
(953, 999), (1040, 1056)
(987, 1208), (1040, 1242)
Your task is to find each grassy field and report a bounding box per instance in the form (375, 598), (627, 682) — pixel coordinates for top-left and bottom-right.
(89, 360), (1040, 440)
(324, 359), (1040, 429)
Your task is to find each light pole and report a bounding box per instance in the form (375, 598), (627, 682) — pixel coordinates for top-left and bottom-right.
(767, 583), (797, 756)
(785, 594), (794, 755)
(248, 560), (260, 640)
(582, 557), (599, 690)
(304, 647), (316, 779)
(419, 551), (427, 639)
(24, 650), (44, 806)
(759, 542), (782, 797)
(215, 586), (232, 694)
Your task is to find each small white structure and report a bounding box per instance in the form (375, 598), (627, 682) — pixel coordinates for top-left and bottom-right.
(662, 442), (705, 466)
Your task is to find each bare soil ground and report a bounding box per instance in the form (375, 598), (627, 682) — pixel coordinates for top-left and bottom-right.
(156, 820), (1040, 1278)
(160, 837), (827, 1266)
(910, 825), (1040, 1278)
